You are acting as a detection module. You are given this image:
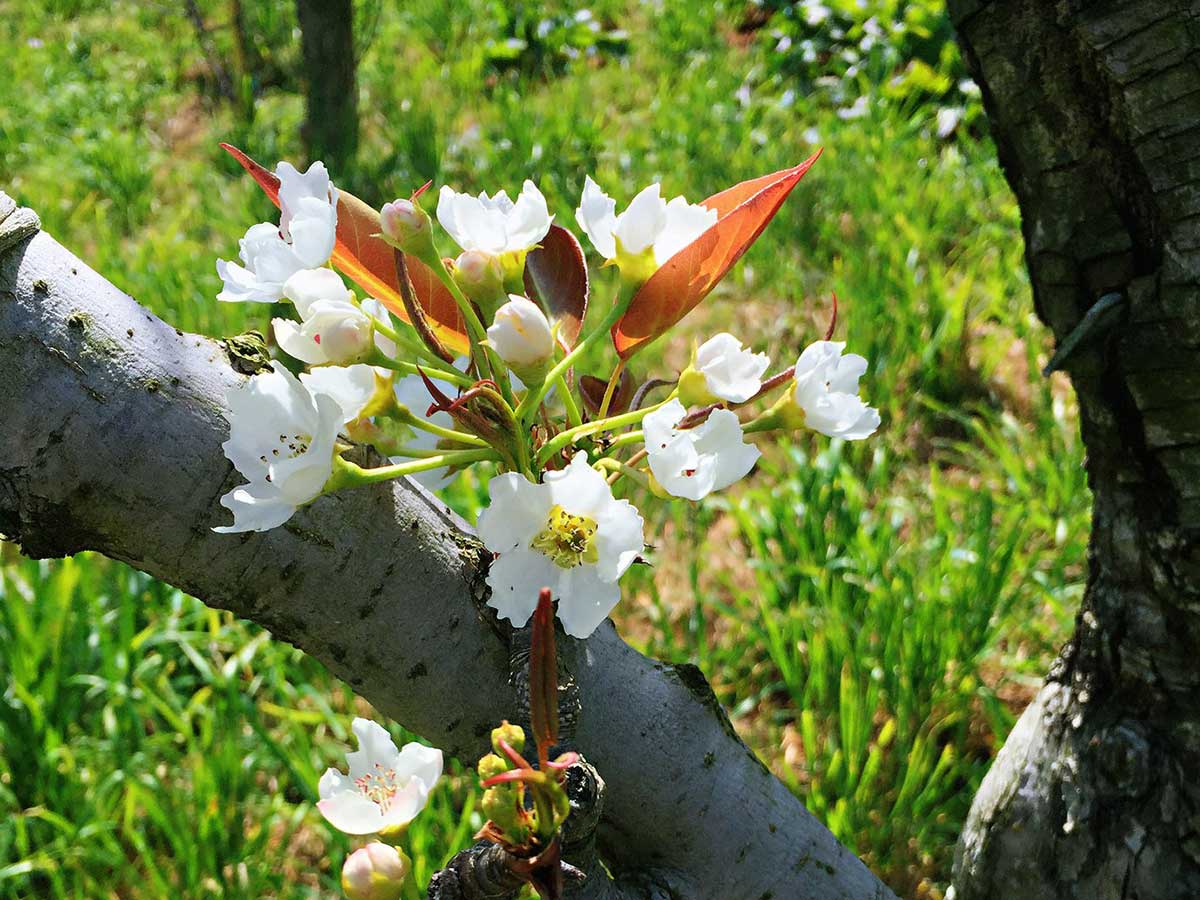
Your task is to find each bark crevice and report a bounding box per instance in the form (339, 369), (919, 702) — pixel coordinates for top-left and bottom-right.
(948, 2), (1200, 897)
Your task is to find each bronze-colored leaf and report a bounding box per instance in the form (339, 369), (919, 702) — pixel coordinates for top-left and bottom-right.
(612, 151), (822, 359)
(524, 224), (589, 350)
(578, 369), (634, 417)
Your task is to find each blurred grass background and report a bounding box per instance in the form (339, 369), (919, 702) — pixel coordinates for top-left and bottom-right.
(0, 1), (1089, 897)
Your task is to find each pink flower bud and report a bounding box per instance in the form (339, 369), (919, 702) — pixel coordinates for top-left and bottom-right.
(341, 843), (410, 900)
(380, 199), (430, 249)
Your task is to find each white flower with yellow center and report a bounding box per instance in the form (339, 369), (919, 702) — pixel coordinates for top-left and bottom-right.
(575, 177), (717, 279)
(791, 340), (881, 440)
(214, 361), (343, 533)
(643, 399), (761, 501)
(216, 160), (339, 303)
(436, 181), (552, 268)
(318, 718), (443, 836)
(478, 454), (644, 638)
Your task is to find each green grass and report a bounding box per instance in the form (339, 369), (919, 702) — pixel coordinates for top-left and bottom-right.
(0, 1), (1088, 898)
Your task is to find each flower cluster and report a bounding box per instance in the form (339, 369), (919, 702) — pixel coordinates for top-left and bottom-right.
(211, 148), (879, 899)
(212, 149), (878, 641)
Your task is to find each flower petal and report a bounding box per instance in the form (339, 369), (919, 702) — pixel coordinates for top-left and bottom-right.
(693, 409), (760, 492)
(544, 453), (612, 519)
(654, 196), (718, 266)
(317, 791), (389, 836)
(477, 472), (549, 553)
(395, 742), (443, 794)
(216, 258), (282, 304)
(557, 566), (620, 638)
(486, 549), (561, 629)
(301, 364), (379, 423)
(613, 183), (666, 256)
(505, 180), (553, 251)
(345, 718), (402, 780)
(272, 317), (327, 365)
(575, 176), (618, 260)
(213, 481), (297, 533)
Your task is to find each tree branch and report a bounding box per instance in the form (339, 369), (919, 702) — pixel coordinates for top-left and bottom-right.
(0, 204), (894, 900)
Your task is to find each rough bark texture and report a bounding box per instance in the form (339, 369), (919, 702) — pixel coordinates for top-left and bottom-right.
(0, 205), (894, 899)
(295, 0), (358, 170)
(948, 3), (1200, 898)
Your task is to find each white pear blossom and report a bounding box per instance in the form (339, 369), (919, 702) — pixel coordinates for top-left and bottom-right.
(215, 362), (343, 533)
(273, 269), (369, 365)
(643, 399), (760, 501)
(342, 843), (409, 900)
(575, 177), (717, 270)
(216, 223), (310, 304)
(436, 181), (552, 256)
(478, 454), (644, 638)
(691, 333), (770, 403)
(791, 341), (881, 440)
(216, 160), (339, 303)
(318, 718), (443, 836)
(486, 296), (554, 368)
(272, 270), (396, 366)
(277, 160), (339, 265)
(301, 364), (382, 424)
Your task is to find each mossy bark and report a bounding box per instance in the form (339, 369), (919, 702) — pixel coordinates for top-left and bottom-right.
(947, 3), (1200, 897)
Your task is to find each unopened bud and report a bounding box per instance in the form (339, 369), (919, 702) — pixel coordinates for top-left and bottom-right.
(380, 199), (433, 255)
(451, 250), (506, 313)
(485, 297), (554, 381)
(478, 752), (509, 781)
(482, 785), (530, 842)
(491, 720), (526, 757)
(341, 842), (410, 900)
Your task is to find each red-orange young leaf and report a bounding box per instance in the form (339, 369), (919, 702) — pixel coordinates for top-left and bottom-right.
(612, 151), (822, 359)
(220, 143), (469, 355)
(524, 224), (589, 351)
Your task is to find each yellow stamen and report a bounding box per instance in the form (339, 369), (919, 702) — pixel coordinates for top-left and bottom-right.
(531, 505), (599, 569)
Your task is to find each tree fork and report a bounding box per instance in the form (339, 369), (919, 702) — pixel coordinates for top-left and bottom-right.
(947, 2), (1200, 898)
(0, 195), (893, 900)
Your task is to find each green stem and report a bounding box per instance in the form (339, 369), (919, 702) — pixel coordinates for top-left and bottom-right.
(597, 358), (626, 420)
(332, 449), (497, 487)
(608, 430), (643, 449)
(535, 396), (673, 467)
(395, 411), (489, 447)
(517, 281), (634, 427)
(423, 252), (518, 407)
(367, 310), (456, 371)
(371, 352), (474, 388)
(595, 457), (651, 491)
(555, 373), (583, 428)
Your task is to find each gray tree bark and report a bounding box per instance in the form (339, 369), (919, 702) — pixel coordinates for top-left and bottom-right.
(295, 0), (358, 171)
(0, 198), (894, 899)
(947, 3), (1200, 898)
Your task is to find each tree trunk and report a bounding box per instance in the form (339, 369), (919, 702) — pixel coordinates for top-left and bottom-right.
(295, 0), (358, 171)
(947, 3), (1200, 898)
(0, 199), (894, 899)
